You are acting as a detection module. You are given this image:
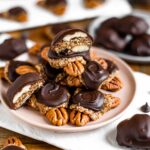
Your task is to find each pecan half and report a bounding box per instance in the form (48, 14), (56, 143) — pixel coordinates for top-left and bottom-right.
(70, 110), (90, 126)
(64, 60), (85, 77)
(46, 107), (68, 126)
(3, 136), (26, 149)
(40, 47), (49, 62)
(0, 67), (5, 79)
(16, 65), (37, 75)
(28, 43), (42, 55)
(101, 76), (123, 92)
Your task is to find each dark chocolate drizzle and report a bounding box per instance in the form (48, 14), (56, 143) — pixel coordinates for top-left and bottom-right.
(36, 82), (69, 107)
(0, 38), (27, 60)
(6, 73), (42, 109)
(82, 61), (109, 89)
(117, 114), (150, 149)
(141, 102), (150, 113)
(2, 145), (25, 150)
(7, 60), (34, 82)
(72, 90), (104, 111)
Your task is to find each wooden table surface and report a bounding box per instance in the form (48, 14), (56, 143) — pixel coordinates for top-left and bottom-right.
(0, 7), (150, 150)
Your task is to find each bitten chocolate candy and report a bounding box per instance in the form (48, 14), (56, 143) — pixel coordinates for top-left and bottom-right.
(6, 73), (44, 109)
(0, 38), (27, 60)
(95, 28), (126, 52)
(72, 90), (104, 111)
(117, 114), (150, 149)
(48, 29), (93, 59)
(36, 82), (70, 107)
(127, 34), (150, 56)
(116, 15), (149, 35)
(82, 61), (109, 89)
(5, 60), (35, 82)
(2, 145), (25, 150)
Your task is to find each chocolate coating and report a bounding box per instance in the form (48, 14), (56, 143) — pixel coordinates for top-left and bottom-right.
(36, 82), (69, 107)
(116, 15), (149, 35)
(51, 28), (93, 45)
(72, 90), (104, 111)
(100, 17), (119, 29)
(6, 73), (42, 109)
(8, 7), (26, 16)
(117, 114), (150, 149)
(0, 38), (27, 60)
(127, 34), (150, 56)
(141, 102), (150, 113)
(45, 0), (66, 5)
(2, 145), (25, 150)
(95, 28), (126, 52)
(82, 61), (109, 89)
(105, 59), (118, 74)
(7, 60), (34, 82)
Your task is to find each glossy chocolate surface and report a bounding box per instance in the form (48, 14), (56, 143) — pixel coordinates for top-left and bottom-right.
(127, 34), (150, 56)
(95, 28), (126, 52)
(7, 60), (34, 82)
(141, 102), (150, 113)
(51, 28), (93, 46)
(72, 90), (104, 111)
(82, 61), (109, 89)
(117, 114), (150, 149)
(8, 7), (26, 16)
(0, 38), (27, 60)
(116, 15), (149, 35)
(2, 145), (25, 150)
(6, 73), (42, 108)
(105, 59), (118, 74)
(36, 82), (69, 107)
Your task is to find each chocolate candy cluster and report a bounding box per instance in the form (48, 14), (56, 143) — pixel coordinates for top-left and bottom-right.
(1, 29), (122, 126)
(94, 15), (150, 56)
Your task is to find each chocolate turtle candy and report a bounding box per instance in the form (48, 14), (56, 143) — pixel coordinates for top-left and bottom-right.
(72, 90), (104, 111)
(0, 38), (27, 60)
(127, 34), (150, 56)
(94, 28), (126, 52)
(6, 73), (44, 109)
(48, 29), (93, 59)
(116, 15), (149, 35)
(117, 114), (150, 149)
(82, 61), (109, 89)
(36, 81), (70, 107)
(5, 60), (35, 83)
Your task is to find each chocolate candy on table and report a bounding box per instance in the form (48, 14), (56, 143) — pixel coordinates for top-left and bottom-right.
(72, 90), (104, 111)
(36, 81), (70, 107)
(115, 15), (149, 36)
(5, 60), (35, 83)
(48, 29), (93, 59)
(117, 114), (150, 149)
(0, 38), (27, 60)
(94, 28), (126, 52)
(127, 34), (150, 56)
(82, 61), (109, 89)
(6, 73), (44, 109)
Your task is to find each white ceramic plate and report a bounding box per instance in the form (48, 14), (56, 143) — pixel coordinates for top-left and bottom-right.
(88, 11), (150, 63)
(0, 47), (136, 132)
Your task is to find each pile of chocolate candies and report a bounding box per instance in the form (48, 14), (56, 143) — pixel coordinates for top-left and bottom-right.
(2, 29), (123, 126)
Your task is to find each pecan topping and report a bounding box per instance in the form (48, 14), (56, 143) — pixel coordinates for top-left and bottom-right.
(16, 65), (37, 75)
(0, 67), (5, 79)
(28, 43), (42, 55)
(46, 107), (68, 126)
(41, 47), (49, 61)
(70, 110), (90, 126)
(64, 60), (85, 76)
(101, 76), (123, 92)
